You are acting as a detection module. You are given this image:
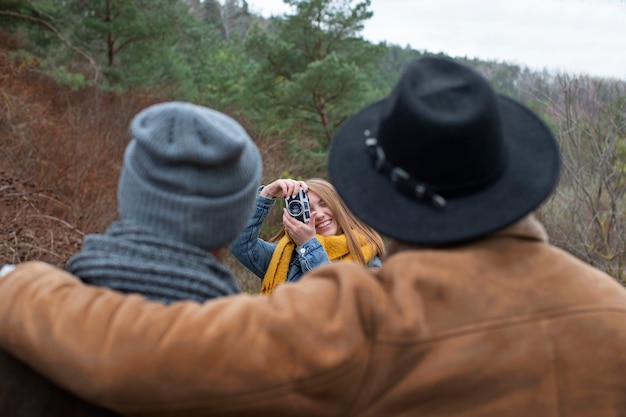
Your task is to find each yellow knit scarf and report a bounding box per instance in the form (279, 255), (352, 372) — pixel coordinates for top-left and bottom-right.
(260, 232), (376, 294)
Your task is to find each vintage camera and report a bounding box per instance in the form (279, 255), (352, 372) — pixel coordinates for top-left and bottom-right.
(285, 188), (311, 223)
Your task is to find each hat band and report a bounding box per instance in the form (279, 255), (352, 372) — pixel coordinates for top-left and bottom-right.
(365, 138), (446, 209)
(365, 136), (507, 209)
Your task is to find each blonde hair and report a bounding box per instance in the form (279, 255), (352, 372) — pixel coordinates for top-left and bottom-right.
(270, 178), (386, 264)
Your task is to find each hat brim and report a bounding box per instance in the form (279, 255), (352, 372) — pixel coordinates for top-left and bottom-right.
(328, 95), (561, 245)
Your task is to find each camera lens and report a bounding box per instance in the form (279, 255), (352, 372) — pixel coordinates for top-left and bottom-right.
(288, 201), (302, 216)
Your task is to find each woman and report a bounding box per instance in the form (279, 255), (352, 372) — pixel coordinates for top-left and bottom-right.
(231, 178), (385, 294)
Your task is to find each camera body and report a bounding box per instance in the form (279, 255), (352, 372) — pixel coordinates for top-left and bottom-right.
(285, 188), (311, 223)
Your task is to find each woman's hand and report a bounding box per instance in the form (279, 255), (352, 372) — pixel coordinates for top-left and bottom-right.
(260, 178), (308, 199)
(283, 209), (316, 246)
(260, 178), (315, 245)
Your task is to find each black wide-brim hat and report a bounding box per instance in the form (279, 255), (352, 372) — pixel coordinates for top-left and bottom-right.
(329, 57), (560, 245)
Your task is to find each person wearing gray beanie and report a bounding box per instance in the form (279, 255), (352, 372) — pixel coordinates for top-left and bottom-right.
(66, 101), (263, 304)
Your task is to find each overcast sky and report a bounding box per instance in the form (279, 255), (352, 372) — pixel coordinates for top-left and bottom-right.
(246, 0), (626, 80)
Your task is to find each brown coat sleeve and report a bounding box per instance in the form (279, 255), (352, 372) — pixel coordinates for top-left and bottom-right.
(0, 261), (380, 416)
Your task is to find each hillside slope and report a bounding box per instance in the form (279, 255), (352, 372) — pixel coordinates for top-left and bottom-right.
(0, 48), (263, 292)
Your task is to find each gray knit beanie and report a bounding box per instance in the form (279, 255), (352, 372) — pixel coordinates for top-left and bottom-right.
(117, 101), (262, 251)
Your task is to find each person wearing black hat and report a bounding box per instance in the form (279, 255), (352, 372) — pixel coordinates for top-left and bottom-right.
(2, 57), (626, 417)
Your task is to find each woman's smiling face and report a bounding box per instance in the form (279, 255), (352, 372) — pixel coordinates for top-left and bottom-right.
(308, 191), (339, 236)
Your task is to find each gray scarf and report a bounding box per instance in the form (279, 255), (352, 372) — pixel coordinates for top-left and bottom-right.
(67, 220), (240, 304)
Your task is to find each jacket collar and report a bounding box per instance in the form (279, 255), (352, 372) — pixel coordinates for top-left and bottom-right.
(386, 214), (548, 257)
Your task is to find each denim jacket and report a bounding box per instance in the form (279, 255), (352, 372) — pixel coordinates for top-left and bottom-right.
(231, 189), (381, 284)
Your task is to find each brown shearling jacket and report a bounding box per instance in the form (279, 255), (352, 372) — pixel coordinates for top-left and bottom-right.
(1, 215), (626, 416)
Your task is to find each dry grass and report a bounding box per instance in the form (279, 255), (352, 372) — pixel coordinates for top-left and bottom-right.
(0, 47), (280, 293)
